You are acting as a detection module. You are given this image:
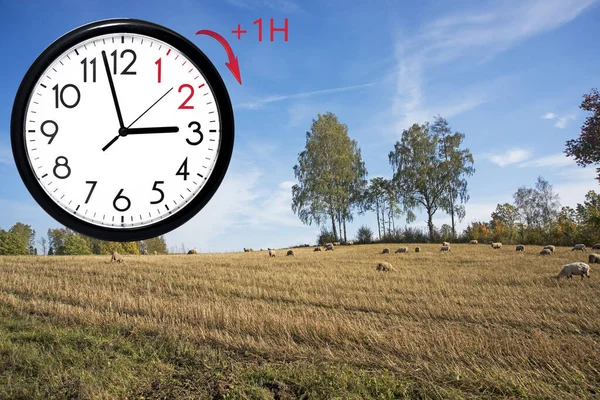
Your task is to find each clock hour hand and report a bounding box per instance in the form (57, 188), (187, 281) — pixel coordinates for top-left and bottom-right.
(126, 126), (180, 134)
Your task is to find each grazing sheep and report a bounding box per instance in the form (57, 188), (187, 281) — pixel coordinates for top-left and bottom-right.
(188, 249), (197, 255)
(469, 240), (478, 245)
(382, 248), (390, 254)
(394, 247), (408, 253)
(491, 242), (502, 249)
(333, 242), (341, 246)
(543, 245), (555, 253)
(539, 249), (551, 256)
(110, 251), (123, 263)
(588, 253), (600, 264)
(592, 243), (600, 250)
(141, 250), (148, 255)
(325, 243), (334, 251)
(243, 247), (254, 252)
(153, 251), (157, 255)
(269, 249), (276, 257)
(556, 262), (590, 280)
(314, 247), (322, 252)
(376, 262), (396, 272)
(287, 250), (295, 256)
(415, 247), (421, 253)
(440, 245), (451, 252)
(571, 244), (586, 252)
(442, 241), (450, 247)
(516, 244), (525, 251)
(346, 241), (354, 245)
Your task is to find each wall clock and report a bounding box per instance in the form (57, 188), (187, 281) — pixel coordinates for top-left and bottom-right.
(11, 18), (235, 242)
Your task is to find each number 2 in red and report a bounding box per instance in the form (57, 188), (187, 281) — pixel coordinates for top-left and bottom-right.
(178, 84), (194, 109)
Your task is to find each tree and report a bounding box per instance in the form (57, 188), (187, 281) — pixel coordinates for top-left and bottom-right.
(389, 122), (462, 240)
(38, 237), (47, 255)
(491, 203), (520, 242)
(62, 235), (91, 255)
(356, 225), (374, 244)
(431, 116), (475, 238)
(564, 88), (600, 183)
(47, 227), (75, 255)
(144, 236), (168, 254)
(292, 112), (368, 242)
(575, 190), (600, 243)
(362, 177), (388, 239)
(9, 222), (35, 254)
(0, 231), (29, 255)
(513, 176), (560, 230)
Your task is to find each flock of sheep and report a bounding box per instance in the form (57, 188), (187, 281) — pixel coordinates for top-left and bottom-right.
(108, 241), (599, 281)
(373, 240), (597, 281)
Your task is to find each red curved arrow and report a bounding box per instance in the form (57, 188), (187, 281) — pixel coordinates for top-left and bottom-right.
(196, 29), (242, 85)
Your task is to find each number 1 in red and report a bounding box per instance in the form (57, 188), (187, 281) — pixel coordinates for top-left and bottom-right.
(155, 58), (162, 83)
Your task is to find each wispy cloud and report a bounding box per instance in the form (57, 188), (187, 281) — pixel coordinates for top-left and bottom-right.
(0, 144), (12, 165)
(518, 153), (575, 168)
(389, 0), (596, 133)
(485, 148), (532, 167)
(225, 0), (300, 13)
(542, 112), (556, 119)
(237, 82), (376, 110)
(554, 114), (576, 129)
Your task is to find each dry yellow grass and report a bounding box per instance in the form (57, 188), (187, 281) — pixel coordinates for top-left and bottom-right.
(0, 243), (599, 399)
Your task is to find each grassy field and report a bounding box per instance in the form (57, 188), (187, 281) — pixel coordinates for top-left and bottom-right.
(0, 243), (599, 399)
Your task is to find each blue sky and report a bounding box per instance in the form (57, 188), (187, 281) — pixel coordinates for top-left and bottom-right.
(1, 0), (599, 253)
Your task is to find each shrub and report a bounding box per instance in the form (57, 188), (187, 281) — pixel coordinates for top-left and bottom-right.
(317, 227), (336, 245)
(356, 225), (374, 244)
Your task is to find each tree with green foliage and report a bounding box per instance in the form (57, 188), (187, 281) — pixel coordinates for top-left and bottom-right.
(491, 203), (521, 242)
(0, 230), (29, 255)
(47, 227), (75, 255)
(62, 235), (91, 255)
(362, 177), (388, 239)
(9, 222), (35, 254)
(564, 88), (600, 183)
(431, 115), (475, 238)
(513, 176), (560, 230)
(144, 236), (168, 254)
(292, 112), (368, 242)
(389, 122), (473, 241)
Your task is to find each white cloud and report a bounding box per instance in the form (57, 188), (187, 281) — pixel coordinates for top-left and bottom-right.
(554, 114), (576, 129)
(237, 83), (376, 110)
(0, 144), (12, 165)
(542, 112), (556, 119)
(485, 148), (532, 167)
(225, 0), (300, 12)
(389, 0), (596, 134)
(518, 153), (575, 168)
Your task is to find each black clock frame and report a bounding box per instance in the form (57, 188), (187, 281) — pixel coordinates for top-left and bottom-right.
(11, 18), (235, 242)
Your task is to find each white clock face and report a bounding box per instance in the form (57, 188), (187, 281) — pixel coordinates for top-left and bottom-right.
(22, 32), (223, 229)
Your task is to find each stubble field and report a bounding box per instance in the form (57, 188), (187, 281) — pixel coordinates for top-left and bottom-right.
(0, 243), (599, 399)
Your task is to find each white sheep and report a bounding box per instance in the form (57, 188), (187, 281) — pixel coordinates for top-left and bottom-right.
(592, 243), (600, 250)
(588, 253), (600, 264)
(539, 249), (551, 256)
(394, 247), (408, 253)
(515, 244), (525, 251)
(382, 248), (390, 254)
(543, 245), (555, 253)
(440, 245), (450, 252)
(491, 242), (502, 249)
(571, 244), (586, 252)
(469, 240), (478, 245)
(556, 262), (590, 280)
(269, 249), (276, 257)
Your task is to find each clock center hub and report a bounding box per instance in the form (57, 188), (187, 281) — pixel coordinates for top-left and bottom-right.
(118, 127), (128, 137)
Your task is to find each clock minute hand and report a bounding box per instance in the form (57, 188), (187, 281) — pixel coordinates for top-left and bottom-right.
(126, 126), (180, 134)
(101, 50), (125, 129)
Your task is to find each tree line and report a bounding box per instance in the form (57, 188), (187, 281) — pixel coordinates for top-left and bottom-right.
(292, 87), (600, 246)
(0, 224), (168, 256)
(292, 112), (475, 243)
